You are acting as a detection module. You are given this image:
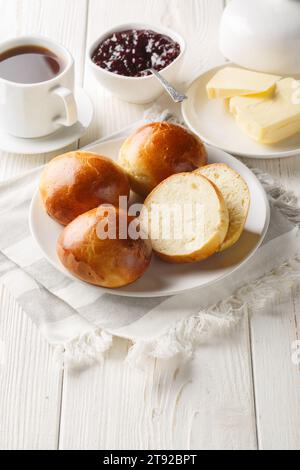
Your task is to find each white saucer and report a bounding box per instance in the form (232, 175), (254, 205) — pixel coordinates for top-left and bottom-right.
(182, 64), (300, 159)
(29, 135), (270, 298)
(0, 88), (93, 155)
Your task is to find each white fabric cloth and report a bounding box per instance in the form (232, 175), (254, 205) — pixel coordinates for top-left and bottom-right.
(0, 115), (299, 368)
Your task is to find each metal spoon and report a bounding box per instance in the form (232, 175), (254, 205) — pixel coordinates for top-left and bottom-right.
(149, 68), (187, 103)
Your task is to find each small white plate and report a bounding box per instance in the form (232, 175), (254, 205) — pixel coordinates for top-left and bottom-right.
(182, 64), (300, 159)
(0, 88), (93, 155)
(29, 136), (270, 297)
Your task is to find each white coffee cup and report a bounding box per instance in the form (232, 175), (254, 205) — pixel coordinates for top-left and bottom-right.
(0, 36), (78, 138)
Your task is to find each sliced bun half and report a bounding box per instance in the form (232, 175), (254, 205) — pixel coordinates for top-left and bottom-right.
(196, 163), (250, 251)
(140, 172), (229, 263)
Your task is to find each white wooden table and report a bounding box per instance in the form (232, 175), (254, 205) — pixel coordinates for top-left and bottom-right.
(0, 0), (300, 450)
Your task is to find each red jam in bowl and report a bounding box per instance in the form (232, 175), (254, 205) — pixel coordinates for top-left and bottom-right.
(91, 29), (181, 77)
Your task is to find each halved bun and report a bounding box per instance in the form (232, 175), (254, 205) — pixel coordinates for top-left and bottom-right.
(118, 122), (207, 197)
(140, 172), (229, 263)
(196, 163), (250, 251)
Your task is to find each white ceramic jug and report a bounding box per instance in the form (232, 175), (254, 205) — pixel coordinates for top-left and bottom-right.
(220, 0), (300, 75)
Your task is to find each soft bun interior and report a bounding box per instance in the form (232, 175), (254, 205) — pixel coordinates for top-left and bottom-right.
(140, 172), (229, 263)
(196, 163), (250, 251)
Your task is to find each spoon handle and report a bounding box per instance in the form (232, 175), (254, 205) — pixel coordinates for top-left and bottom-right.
(150, 68), (187, 103)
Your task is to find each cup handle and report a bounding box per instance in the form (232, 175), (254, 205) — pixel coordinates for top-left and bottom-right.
(51, 86), (77, 127)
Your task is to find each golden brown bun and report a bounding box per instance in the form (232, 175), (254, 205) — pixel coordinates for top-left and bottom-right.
(118, 122), (207, 197)
(40, 151), (130, 226)
(57, 206), (152, 288)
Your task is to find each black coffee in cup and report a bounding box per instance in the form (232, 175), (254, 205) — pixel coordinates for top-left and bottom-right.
(0, 45), (63, 84)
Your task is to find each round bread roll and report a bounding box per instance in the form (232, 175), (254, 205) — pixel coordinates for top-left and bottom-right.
(140, 172), (229, 263)
(118, 122), (207, 197)
(196, 164), (250, 251)
(57, 206), (152, 288)
(40, 151), (130, 225)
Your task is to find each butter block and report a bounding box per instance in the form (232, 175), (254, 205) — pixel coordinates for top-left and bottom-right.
(229, 78), (300, 144)
(207, 66), (280, 99)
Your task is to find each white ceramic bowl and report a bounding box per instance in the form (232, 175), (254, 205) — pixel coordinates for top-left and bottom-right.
(87, 23), (185, 104)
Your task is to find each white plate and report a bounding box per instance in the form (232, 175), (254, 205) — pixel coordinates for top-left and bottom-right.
(0, 88), (93, 155)
(182, 64), (300, 159)
(29, 136), (270, 297)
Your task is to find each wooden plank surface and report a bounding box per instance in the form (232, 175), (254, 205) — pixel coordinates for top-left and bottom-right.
(250, 287), (300, 449)
(60, 318), (257, 450)
(59, 0), (257, 450)
(0, 0), (299, 450)
(0, 0), (88, 450)
(0, 286), (62, 449)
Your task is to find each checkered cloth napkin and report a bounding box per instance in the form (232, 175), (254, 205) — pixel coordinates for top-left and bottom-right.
(0, 113), (299, 368)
